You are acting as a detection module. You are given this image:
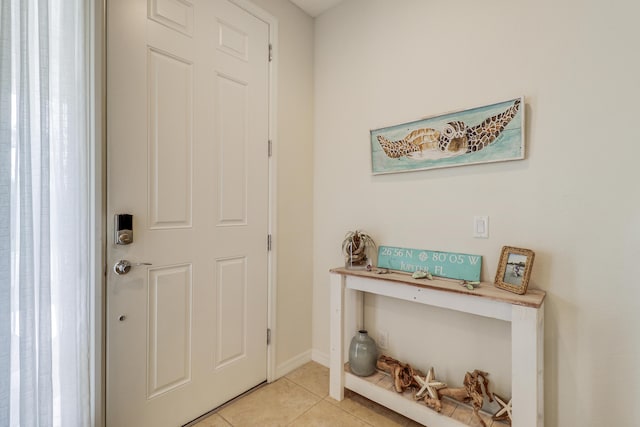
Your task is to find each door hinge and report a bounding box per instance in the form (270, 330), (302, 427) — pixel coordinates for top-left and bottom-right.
(267, 328), (272, 345)
(269, 43), (273, 62)
(267, 234), (272, 251)
(268, 139), (272, 157)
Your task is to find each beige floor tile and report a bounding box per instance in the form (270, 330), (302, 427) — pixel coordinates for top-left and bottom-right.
(285, 362), (330, 398)
(289, 400), (372, 427)
(192, 413), (232, 427)
(201, 361), (505, 427)
(326, 390), (411, 427)
(217, 378), (321, 427)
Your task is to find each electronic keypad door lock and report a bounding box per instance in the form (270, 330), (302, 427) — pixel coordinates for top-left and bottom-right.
(114, 214), (133, 245)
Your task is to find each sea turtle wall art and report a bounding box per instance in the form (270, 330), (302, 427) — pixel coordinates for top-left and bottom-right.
(370, 97), (525, 175)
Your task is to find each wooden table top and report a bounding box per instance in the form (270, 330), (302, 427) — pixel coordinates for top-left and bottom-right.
(330, 267), (546, 309)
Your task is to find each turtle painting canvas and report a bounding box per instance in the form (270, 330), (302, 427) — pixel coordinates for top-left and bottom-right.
(370, 97), (525, 174)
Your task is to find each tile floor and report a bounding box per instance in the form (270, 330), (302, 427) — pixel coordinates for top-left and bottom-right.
(189, 362), (506, 427)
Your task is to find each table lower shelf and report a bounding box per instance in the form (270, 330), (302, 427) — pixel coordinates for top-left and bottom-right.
(343, 365), (508, 427)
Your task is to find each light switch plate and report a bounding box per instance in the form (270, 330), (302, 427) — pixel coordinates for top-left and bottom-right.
(473, 216), (489, 238)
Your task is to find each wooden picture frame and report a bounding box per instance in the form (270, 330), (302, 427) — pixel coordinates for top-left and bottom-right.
(494, 246), (535, 295)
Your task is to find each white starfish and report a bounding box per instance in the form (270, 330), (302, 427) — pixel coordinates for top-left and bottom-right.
(414, 367), (446, 399)
(413, 375), (429, 399)
(494, 395), (512, 421)
(425, 367), (447, 399)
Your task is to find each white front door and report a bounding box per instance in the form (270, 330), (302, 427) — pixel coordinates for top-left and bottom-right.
(106, 1), (271, 425)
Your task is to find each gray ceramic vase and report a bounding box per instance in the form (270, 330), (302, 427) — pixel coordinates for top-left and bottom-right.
(348, 329), (378, 376)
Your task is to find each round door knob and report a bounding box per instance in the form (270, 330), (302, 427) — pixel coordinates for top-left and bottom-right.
(113, 260), (152, 275)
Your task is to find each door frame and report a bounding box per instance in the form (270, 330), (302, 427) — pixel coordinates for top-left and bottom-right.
(93, 1), (279, 425)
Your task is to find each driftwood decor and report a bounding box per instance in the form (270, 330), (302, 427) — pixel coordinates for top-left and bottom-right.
(438, 370), (494, 427)
(376, 355), (497, 427)
(376, 355), (423, 393)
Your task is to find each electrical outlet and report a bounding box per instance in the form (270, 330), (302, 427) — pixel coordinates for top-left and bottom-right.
(377, 330), (389, 349)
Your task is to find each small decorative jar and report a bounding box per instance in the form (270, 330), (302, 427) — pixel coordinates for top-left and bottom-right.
(348, 329), (378, 376)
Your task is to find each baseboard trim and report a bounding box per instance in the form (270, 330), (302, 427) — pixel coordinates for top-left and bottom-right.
(311, 349), (329, 367)
(274, 350), (312, 379)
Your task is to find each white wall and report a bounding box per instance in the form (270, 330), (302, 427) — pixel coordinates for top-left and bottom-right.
(312, 0), (640, 426)
(249, 0), (315, 375)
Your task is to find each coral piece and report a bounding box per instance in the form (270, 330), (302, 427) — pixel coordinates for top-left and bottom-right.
(412, 271), (428, 279)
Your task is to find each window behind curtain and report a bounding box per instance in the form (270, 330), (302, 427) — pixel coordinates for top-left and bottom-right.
(0, 0), (91, 425)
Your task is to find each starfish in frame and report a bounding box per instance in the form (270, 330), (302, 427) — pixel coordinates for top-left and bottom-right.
(413, 367), (446, 400)
(492, 394), (513, 424)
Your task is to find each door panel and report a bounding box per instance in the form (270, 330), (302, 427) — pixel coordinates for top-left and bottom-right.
(149, 0), (195, 36)
(217, 75), (249, 224)
(148, 48), (193, 228)
(107, 0), (270, 425)
(215, 257), (247, 367)
(147, 264), (192, 398)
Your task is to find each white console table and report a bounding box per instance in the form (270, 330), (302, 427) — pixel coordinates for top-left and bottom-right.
(329, 267), (545, 427)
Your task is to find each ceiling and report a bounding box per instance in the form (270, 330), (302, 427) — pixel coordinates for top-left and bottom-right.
(289, 0), (345, 17)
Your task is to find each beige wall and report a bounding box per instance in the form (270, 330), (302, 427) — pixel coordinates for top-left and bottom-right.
(249, 0), (315, 375)
(312, 0), (640, 426)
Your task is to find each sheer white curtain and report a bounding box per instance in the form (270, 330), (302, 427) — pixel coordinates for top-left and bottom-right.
(0, 0), (91, 426)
